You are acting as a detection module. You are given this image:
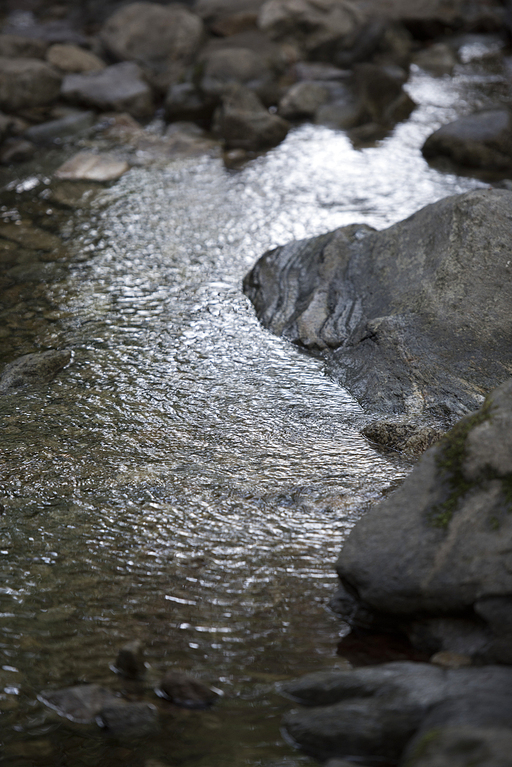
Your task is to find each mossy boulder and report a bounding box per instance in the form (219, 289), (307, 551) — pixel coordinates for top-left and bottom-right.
(333, 377), (512, 663)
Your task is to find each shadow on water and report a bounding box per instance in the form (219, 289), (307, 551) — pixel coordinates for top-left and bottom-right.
(0, 56), (508, 766)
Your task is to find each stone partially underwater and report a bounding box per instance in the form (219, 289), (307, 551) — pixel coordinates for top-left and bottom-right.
(243, 189), (512, 428)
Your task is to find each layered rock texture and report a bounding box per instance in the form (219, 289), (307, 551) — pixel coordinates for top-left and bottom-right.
(243, 189), (512, 422)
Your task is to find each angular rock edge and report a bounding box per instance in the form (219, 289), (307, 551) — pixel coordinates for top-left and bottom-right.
(243, 189), (512, 429)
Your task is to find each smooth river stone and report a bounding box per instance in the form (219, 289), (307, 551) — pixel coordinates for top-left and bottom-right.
(55, 151), (129, 181)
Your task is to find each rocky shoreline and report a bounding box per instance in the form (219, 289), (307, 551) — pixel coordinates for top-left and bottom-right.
(1, 1), (512, 766)
(0, 0), (511, 173)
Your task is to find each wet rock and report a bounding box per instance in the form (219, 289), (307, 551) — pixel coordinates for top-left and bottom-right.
(158, 670), (219, 709)
(200, 46), (273, 98)
(413, 42), (458, 76)
(55, 152), (129, 182)
(315, 87), (361, 130)
(24, 110), (95, 144)
(294, 61), (350, 81)
(0, 111), (13, 142)
(114, 640), (145, 679)
(405, 726), (512, 767)
(0, 350), (71, 394)
(46, 43), (106, 73)
(0, 34), (48, 59)
(422, 109), (512, 174)
(362, 421), (444, 457)
(281, 662), (512, 763)
(39, 684), (121, 723)
(334, 378), (512, 663)
(278, 82), (330, 120)
(213, 83), (289, 150)
(0, 222), (63, 251)
(258, 0), (364, 61)
(98, 702), (158, 737)
(0, 137), (36, 163)
(353, 62), (414, 125)
(0, 57), (62, 111)
(195, 0), (265, 36)
(62, 62), (153, 119)
(360, 0), (505, 37)
(243, 189), (512, 419)
(100, 3), (204, 65)
(165, 82), (216, 124)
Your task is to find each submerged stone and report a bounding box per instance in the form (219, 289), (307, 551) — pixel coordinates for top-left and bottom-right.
(157, 671), (219, 709)
(0, 350), (71, 394)
(55, 152), (129, 182)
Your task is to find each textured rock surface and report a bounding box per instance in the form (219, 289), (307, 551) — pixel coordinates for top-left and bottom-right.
(0, 57), (62, 111)
(24, 111), (95, 144)
(62, 62), (153, 118)
(100, 3), (204, 64)
(281, 662), (512, 762)
(54, 152), (129, 182)
(158, 670), (219, 708)
(0, 34), (48, 59)
(278, 81), (330, 119)
(422, 109), (512, 174)
(46, 43), (106, 73)
(195, 0), (265, 36)
(213, 83), (289, 149)
(39, 684), (120, 723)
(404, 726), (512, 767)
(243, 189), (512, 420)
(0, 351), (71, 394)
(258, 0), (364, 59)
(334, 378), (512, 662)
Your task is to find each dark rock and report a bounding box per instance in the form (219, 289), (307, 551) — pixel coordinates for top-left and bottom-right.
(100, 3), (204, 65)
(243, 190), (512, 419)
(0, 137), (36, 163)
(195, 0), (265, 36)
(158, 670), (219, 709)
(98, 702), (158, 737)
(213, 83), (289, 150)
(0, 111), (13, 142)
(24, 110), (95, 144)
(334, 377), (512, 663)
(61, 62), (153, 119)
(200, 46), (273, 98)
(39, 684), (121, 723)
(0, 57), (62, 111)
(353, 62), (414, 125)
(422, 109), (512, 174)
(0, 221), (63, 251)
(294, 61), (350, 81)
(362, 421), (444, 457)
(278, 82), (329, 119)
(281, 662), (512, 763)
(0, 34), (48, 59)
(114, 640), (145, 679)
(412, 42), (458, 76)
(258, 0), (365, 61)
(165, 82), (216, 124)
(0, 350), (71, 394)
(404, 726), (512, 767)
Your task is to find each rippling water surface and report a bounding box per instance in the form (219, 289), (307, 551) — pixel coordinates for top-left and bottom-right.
(0, 57), (507, 766)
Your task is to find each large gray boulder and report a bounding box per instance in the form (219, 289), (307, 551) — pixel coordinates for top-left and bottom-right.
(100, 3), (204, 65)
(61, 62), (153, 118)
(281, 662), (512, 763)
(422, 109), (512, 174)
(334, 377), (512, 663)
(0, 57), (62, 111)
(243, 189), (512, 421)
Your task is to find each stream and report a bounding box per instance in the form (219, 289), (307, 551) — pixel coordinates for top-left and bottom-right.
(0, 43), (509, 767)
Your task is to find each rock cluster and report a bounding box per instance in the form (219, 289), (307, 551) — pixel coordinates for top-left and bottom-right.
(0, 0), (508, 166)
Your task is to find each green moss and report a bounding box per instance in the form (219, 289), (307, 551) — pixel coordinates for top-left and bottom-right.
(428, 397), (512, 530)
(428, 400), (492, 530)
(405, 729), (442, 766)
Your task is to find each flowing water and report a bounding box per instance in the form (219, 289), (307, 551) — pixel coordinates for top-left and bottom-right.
(0, 46), (509, 767)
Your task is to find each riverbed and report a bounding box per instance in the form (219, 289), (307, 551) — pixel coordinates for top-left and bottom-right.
(0, 46), (508, 767)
